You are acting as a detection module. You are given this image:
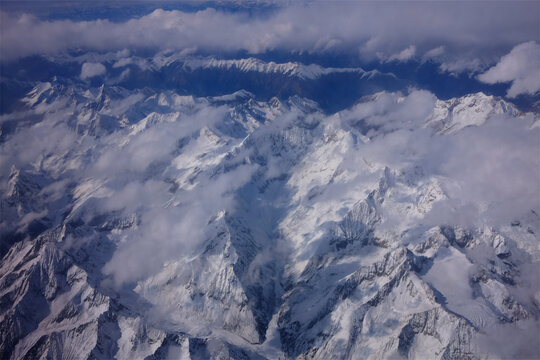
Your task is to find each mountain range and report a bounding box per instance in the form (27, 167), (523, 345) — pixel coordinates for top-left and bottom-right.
(1, 72), (538, 358)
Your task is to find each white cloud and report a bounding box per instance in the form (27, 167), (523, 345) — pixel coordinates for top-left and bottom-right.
(478, 41), (540, 98)
(101, 163), (258, 286)
(0, 118), (77, 176)
(341, 90), (436, 133)
(80, 62), (106, 79)
(0, 2), (538, 71)
(428, 116), (540, 225)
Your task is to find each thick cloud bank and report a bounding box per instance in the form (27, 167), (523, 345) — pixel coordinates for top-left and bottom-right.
(478, 41), (540, 98)
(1, 1), (538, 72)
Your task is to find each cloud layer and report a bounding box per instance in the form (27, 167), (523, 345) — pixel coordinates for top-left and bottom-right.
(1, 1), (538, 72)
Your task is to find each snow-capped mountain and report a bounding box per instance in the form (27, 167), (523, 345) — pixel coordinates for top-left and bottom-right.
(130, 56), (379, 81)
(0, 78), (538, 359)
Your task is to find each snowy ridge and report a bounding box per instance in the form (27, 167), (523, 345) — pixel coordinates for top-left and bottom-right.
(110, 54), (383, 80)
(181, 57), (375, 80)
